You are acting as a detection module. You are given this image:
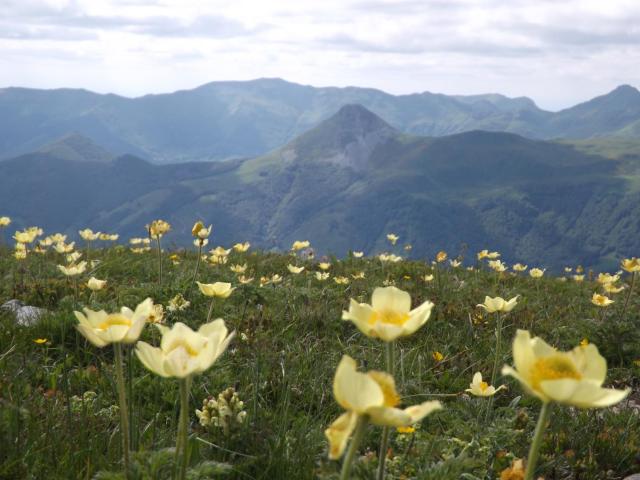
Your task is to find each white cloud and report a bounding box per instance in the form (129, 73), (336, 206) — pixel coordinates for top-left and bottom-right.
(0, 0), (638, 109)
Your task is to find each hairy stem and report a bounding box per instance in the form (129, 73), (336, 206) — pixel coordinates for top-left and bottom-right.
(114, 343), (130, 477)
(525, 402), (552, 480)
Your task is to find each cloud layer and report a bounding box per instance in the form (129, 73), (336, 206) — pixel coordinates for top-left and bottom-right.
(1, 0), (638, 109)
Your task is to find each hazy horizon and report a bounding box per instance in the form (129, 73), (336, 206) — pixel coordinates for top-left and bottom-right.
(1, 0), (639, 111)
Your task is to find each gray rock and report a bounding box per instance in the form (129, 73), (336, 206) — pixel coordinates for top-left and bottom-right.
(1, 299), (48, 326)
(624, 475), (640, 480)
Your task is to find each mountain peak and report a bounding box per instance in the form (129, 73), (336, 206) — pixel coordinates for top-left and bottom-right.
(610, 84), (639, 96)
(38, 133), (114, 163)
(329, 103), (395, 133)
(274, 104), (398, 169)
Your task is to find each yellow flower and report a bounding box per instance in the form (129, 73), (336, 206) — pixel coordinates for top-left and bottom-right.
(318, 262), (331, 270)
(208, 254), (228, 265)
(576, 265), (584, 274)
(66, 252), (82, 264)
(287, 264), (305, 274)
(351, 271), (366, 279)
(259, 276), (270, 287)
(324, 355), (442, 459)
(13, 229), (38, 244)
(197, 282), (235, 298)
(621, 257), (640, 273)
(502, 329), (630, 407)
(465, 372), (506, 397)
(432, 351), (444, 362)
(449, 259), (462, 268)
(529, 268), (545, 278)
(0, 216), (11, 227)
(233, 242), (251, 252)
(477, 250), (489, 260)
(477, 295), (519, 313)
(33, 338), (48, 344)
(580, 338), (589, 346)
(192, 221), (204, 236)
(193, 238), (209, 248)
(352, 251), (364, 258)
(573, 274), (585, 282)
(315, 272), (330, 281)
(342, 286), (434, 342)
(148, 219), (171, 238)
(436, 251), (447, 263)
(210, 246), (231, 257)
(488, 260), (507, 272)
(230, 263), (248, 274)
(54, 241), (75, 254)
(291, 240), (310, 251)
(512, 263), (528, 272)
(192, 221), (212, 240)
(87, 277), (107, 291)
(148, 304), (165, 324)
(334, 276), (349, 285)
(270, 274), (283, 284)
(58, 261), (87, 277)
(135, 319), (234, 378)
(238, 275), (254, 284)
(603, 283), (624, 294)
(74, 298), (153, 347)
(499, 459), (525, 480)
(597, 272), (620, 285)
(79, 229), (100, 241)
(486, 251), (500, 259)
(386, 233), (399, 245)
(591, 293), (614, 307)
(378, 253), (402, 263)
(167, 293), (190, 312)
(423, 274), (434, 282)
(396, 426), (415, 434)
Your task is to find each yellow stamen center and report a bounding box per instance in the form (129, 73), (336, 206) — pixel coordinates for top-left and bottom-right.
(530, 355), (581, 390)
(368, 309), (410, 326)
(479, 381), (489, 391)
(97, 314), (132, 331)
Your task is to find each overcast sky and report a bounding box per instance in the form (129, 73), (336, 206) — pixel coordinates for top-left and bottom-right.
(1, 0), (638, 110)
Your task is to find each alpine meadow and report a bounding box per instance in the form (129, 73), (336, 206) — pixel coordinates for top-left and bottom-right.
(1, 1), (640, 480)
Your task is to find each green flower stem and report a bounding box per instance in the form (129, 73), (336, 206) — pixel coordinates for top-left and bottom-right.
(340, 415), (368, 480)
(206, 298), (215, 323)
(485, 312), (503, 422)
(377, 341), (395, 480)
(177, 376), (191, 480)
(620, 271), (636, 322)
(157, 236), (163, 285)
(114, 343), (131, 477)
(191, 244), (203, 284)
(490, 312), (503, 387)
(525, 402), (552, 480)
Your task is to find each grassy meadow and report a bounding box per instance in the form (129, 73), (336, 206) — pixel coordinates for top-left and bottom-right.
(1, 232), (639, 479)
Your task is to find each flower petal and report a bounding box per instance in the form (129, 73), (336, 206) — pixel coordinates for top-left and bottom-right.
(325, 412), (358, 460)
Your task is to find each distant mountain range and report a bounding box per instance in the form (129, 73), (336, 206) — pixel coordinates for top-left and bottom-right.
(2, 104), (639, 270)
(1, 78), (640, 163)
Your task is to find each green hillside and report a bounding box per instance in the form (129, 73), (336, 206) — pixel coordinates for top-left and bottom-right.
(1, 105), (639, 270)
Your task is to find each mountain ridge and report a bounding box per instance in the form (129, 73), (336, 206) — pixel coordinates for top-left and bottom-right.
(1, 78), (639, 163)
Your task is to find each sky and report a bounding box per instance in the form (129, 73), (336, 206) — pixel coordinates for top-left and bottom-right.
(0, 0), (639, 111)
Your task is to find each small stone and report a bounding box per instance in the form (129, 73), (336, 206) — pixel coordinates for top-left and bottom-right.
(1, 300), (48, 326)
(623, 475), (640, 480)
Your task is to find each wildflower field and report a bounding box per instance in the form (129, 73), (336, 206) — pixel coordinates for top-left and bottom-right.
(1, 222), (639, 479)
